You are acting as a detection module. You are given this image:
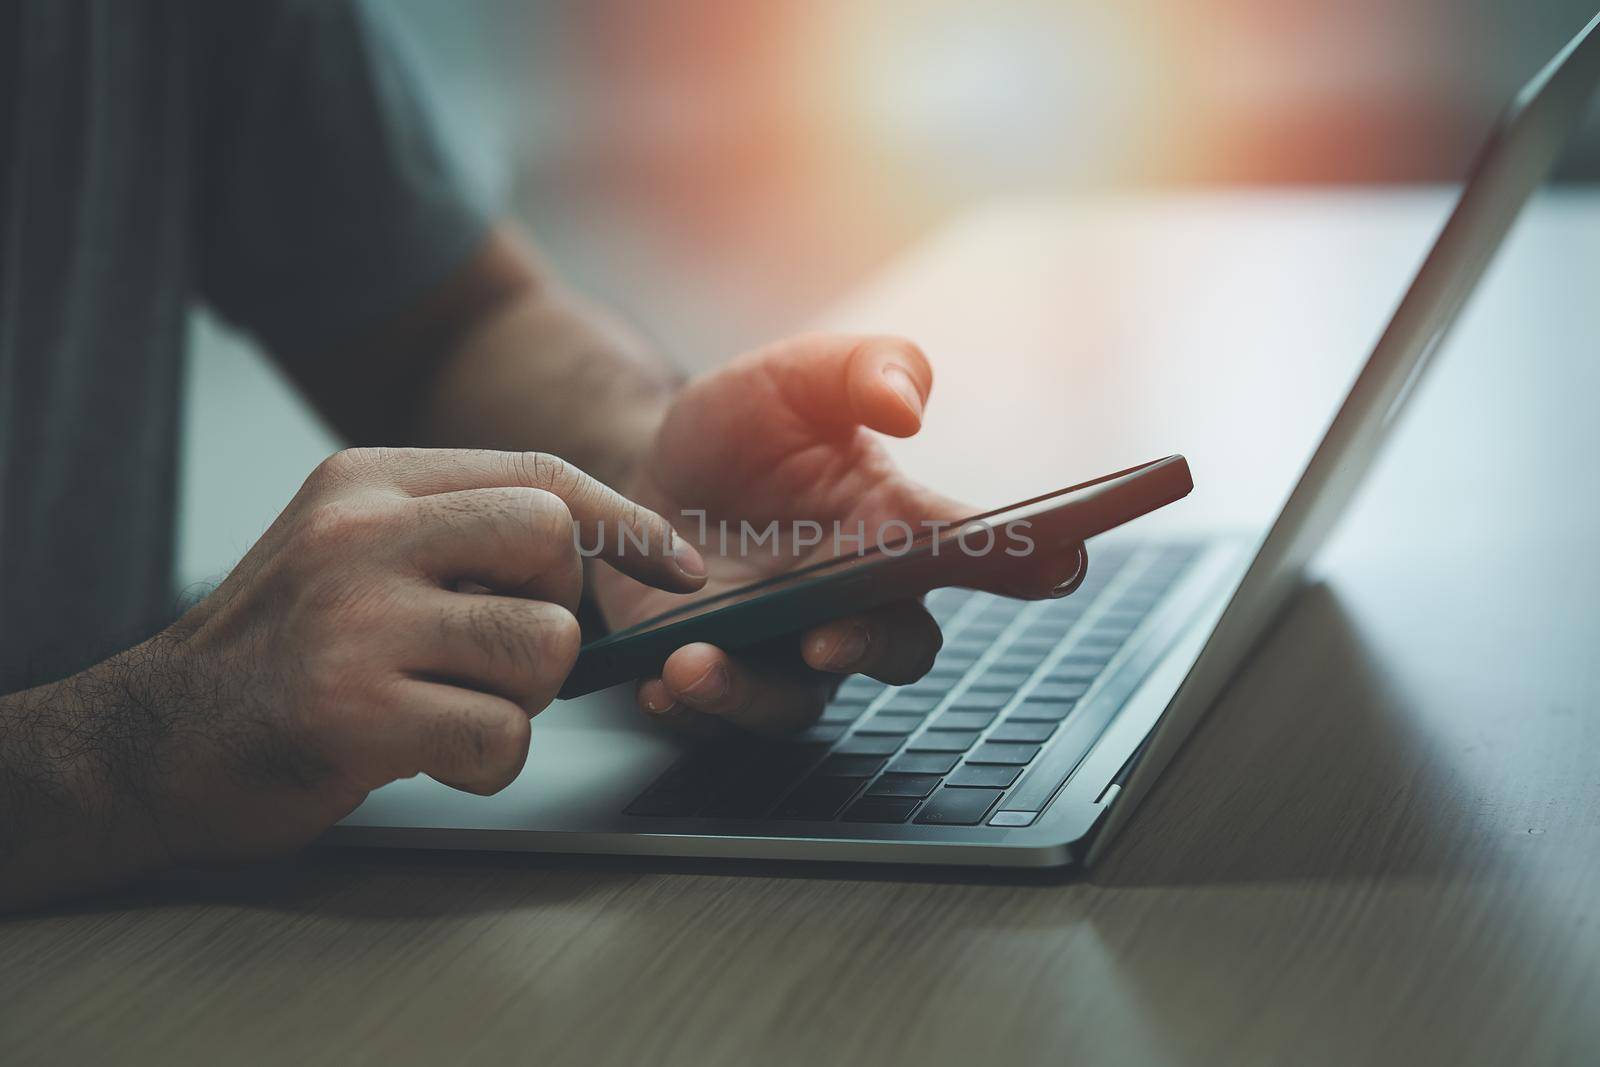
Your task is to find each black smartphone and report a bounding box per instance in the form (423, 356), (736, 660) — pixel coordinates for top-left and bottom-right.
(560, 455), (1193, 698)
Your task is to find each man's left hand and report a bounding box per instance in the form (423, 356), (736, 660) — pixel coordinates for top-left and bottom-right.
(593, 333), (1084, 735)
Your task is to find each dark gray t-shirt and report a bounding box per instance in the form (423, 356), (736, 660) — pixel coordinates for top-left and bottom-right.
(0, 0), (487, 691)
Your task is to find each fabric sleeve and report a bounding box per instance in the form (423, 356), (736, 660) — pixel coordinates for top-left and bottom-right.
(195, 0), (492, 356)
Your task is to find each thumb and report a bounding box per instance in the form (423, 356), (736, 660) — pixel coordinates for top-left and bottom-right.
(762, 333), (933, 438)
(970, 537), (1089, 602)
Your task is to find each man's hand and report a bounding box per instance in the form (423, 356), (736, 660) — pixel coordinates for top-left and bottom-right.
(0, 447), (703, 909)
(594, 334), (1086, 736)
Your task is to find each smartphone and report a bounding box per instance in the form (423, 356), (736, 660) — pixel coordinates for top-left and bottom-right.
(559, 455), (1193, 698)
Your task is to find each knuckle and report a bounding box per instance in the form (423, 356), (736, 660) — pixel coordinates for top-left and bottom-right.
(519, 487), (575, 543)
(474, 712), (532, 792)
(540, 606), (582, 673)
(447, 709), (531, 795)
(449, 600), (580, 708)
(520, 604), (581, 705)
(624, 501), (663, 543)
(295, 497), (385, 555)
(316, 448), (358, 478)
(453, 598), (523, 664)
(310, 447), (380, 488)
(456, 488), (576, 575)
(519, 451), (580, 497)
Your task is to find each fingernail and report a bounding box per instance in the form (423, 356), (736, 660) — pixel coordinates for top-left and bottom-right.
(882, 365), (924, 422)
(641, 689), (677, 716)
(671, 532), (707, 581)
(822, 623), (871, 671)
(682, 662), (729, 705)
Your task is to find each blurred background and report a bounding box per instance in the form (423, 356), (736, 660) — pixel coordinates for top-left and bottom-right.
(180, 0), (1600, 584)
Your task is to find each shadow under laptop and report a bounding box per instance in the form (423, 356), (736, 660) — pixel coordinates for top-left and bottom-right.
(1093, 580), (1491, 889)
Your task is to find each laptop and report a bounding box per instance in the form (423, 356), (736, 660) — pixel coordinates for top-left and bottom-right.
(331, 12), (1600, 869)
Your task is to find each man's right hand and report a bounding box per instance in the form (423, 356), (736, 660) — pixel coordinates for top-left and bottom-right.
(0, 448), (704, 906)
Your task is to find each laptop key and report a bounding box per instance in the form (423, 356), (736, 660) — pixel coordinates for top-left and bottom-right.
(1047, 663), (1102, 682)
(908, 730), (981, 752)
(988, 720), (1057, 744)
(774, 777), (864, 820)
(915, 787), (1004, 825)
(1031, 681), (1090, 702)
(703, 773), (806, 818)
(781, 723), (846, 746)
(835, 734), (903, 757)
(970, 670), (1031, 691)
(842, 797), (920, 823)
(865, 773), (943, 799)
(1094, 621), (1140, 640)
(857, 713), (923, 735)
(946, 763), (1023, 788)
(816, 754), (888, 777)
(837, 678), (886, 702)
(624, 791), (705, 817)
(652, 754), (726, 790)
(928, 709), (996, 732)
(886, 752), (960, 775)
(1009, 699), (1076, 722)
(821, 704), (867, 723)
(880, 693), (943, 714)
(724, 749), (820, 790)
(988, 811), (1037, 827)
(968, 742), (1041, 765)
(949, 689), (1010, 710)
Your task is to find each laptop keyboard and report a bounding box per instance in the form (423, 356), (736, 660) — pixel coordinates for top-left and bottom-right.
(623, 541), (1200, 829)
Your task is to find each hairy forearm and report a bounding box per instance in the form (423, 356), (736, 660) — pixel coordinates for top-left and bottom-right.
(0, 641), (185, 911)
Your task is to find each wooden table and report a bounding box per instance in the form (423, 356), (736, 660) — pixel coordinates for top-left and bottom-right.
(5, 190), (1599, 1066)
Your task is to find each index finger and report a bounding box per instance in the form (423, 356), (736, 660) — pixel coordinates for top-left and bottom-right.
(358, 447), (706, 594)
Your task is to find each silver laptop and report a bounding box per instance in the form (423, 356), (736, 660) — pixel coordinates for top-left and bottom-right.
(330, 12), (1600, 869)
